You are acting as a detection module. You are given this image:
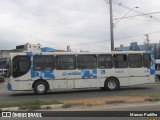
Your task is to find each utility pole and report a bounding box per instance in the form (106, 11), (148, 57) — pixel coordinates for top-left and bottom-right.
(109, 0), (114, 51)
(108, 1), (138, 51)
(67, 45), (71, 52)
(144, 34), (150, 51)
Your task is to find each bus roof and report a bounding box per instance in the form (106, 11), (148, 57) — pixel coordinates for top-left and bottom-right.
(10, 51), (148, 56)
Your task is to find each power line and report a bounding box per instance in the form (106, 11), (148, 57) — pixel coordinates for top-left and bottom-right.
(114, 12), (160, 20)
(115, 30), (160, 41)
(112, 1), (160, 22)
(125, 17), (160, 23)
(114, 7), (139, 27)
(54, 30), (160, 48)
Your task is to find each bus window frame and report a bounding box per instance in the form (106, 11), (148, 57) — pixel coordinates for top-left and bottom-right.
(12, 55), (31, 78)
(77, 55), (97, 69)
(56, 55), (76, 70)
(98, 54), (113, 69)
(143, 54), (151, 68)
(128, 54), (142, 68)
(113, 54), (128, 68)
(33, 55), (55, 70)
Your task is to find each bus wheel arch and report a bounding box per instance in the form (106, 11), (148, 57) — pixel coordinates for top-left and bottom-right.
(32, 79), (49, 95)
(104, 77), (120, 91)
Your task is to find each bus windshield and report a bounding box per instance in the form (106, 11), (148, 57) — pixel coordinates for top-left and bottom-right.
(12, 56), (31, 78)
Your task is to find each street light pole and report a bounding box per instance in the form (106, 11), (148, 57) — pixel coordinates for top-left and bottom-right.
(108, 1), (138, 51)
(109, 0), (114, 51)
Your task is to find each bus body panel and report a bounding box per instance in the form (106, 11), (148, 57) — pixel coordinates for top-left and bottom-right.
(7, 51), (155, 92)
(128, 68), (150, 85)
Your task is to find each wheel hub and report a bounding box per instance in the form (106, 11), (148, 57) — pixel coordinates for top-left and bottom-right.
(37, 84), (45, 92)
(108, 80), (116, 89)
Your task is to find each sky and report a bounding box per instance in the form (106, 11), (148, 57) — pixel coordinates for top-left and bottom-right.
(0, 0), (160, 51)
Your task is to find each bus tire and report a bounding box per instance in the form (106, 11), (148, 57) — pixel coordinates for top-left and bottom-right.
(104, 78), (119, 91)
(33, 81), (48, 95)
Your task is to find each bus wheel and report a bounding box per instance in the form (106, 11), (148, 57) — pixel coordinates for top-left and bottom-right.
(34, 81), (48, 95)
(105, 78), (119, 91)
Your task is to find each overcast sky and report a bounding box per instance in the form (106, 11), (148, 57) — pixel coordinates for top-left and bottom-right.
(0, 0), (160, 51)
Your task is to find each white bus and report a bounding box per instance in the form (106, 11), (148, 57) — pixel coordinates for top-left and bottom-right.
(7, 51), (155, 95)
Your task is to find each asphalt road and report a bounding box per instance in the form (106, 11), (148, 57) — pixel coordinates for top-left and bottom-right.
(0, 82), (160, 102)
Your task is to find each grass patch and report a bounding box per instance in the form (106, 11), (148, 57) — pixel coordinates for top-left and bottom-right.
(129, 93), (160, 102)
(148, 93), (160, 98)
(62, 103), (71, 108)
(45, 106), (52, 110)
(145, 97), (160, 102)
(0, 99), (62, 109)
(85, 103), (93, 106)
(106, 100), (126, 104)
(144, 93), (160, 102)
(129, 93), (160, 98)
(19, 105), (41, 110)
(129, 93), (148, 97)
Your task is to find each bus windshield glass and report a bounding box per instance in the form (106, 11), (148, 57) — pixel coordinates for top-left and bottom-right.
(12, 56), (30, 78)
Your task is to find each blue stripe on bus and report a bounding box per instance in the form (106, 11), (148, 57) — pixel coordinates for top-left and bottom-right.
(26, 52), (33, 56)
(31, 69), (55, 79)
(81, 70), (97, 79)
(7, 83), (12, 91)
(101, 70), (106, 74)
(150, 55), (155, 75)
(150, 64), (155, 75)
(44, 70), (55, 79)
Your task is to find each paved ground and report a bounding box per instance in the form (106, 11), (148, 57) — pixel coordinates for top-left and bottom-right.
(0, 82), (160, 103)
(1, 82), (160, 119)
(43, 101), (160, 111)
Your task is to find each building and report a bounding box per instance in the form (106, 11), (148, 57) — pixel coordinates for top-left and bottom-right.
(16, 43), (41, 52)
(0, 43), (41, 58)
(0, 43), (66, 71)
(41, 47), (56, 52)
(115, 42), (160, 59)
(0, 43), (42, 71)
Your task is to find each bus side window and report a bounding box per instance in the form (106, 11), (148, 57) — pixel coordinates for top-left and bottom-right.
(98, 55), (113, 69)
(77, 55), (97, 69)
(113, 54), (128, 68)
(128, 54), (142, 68)
(33, 55), (55, 70)
(56, 55), (76, 70)
(143, 54), (151, 68)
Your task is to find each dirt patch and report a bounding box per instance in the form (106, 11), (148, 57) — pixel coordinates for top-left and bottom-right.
(62, 96), (150, 105)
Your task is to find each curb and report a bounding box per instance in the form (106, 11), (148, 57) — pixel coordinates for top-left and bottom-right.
(40, 104), (63, 109)
(1, 104), (63, 111)
(0, 100), (147, 111)
(1, 107), (19, 111)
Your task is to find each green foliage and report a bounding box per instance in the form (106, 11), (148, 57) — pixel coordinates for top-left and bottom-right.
(62, 104), (71, 108)
(0, 99), (62, 108)
(145, 97), (160, 102)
